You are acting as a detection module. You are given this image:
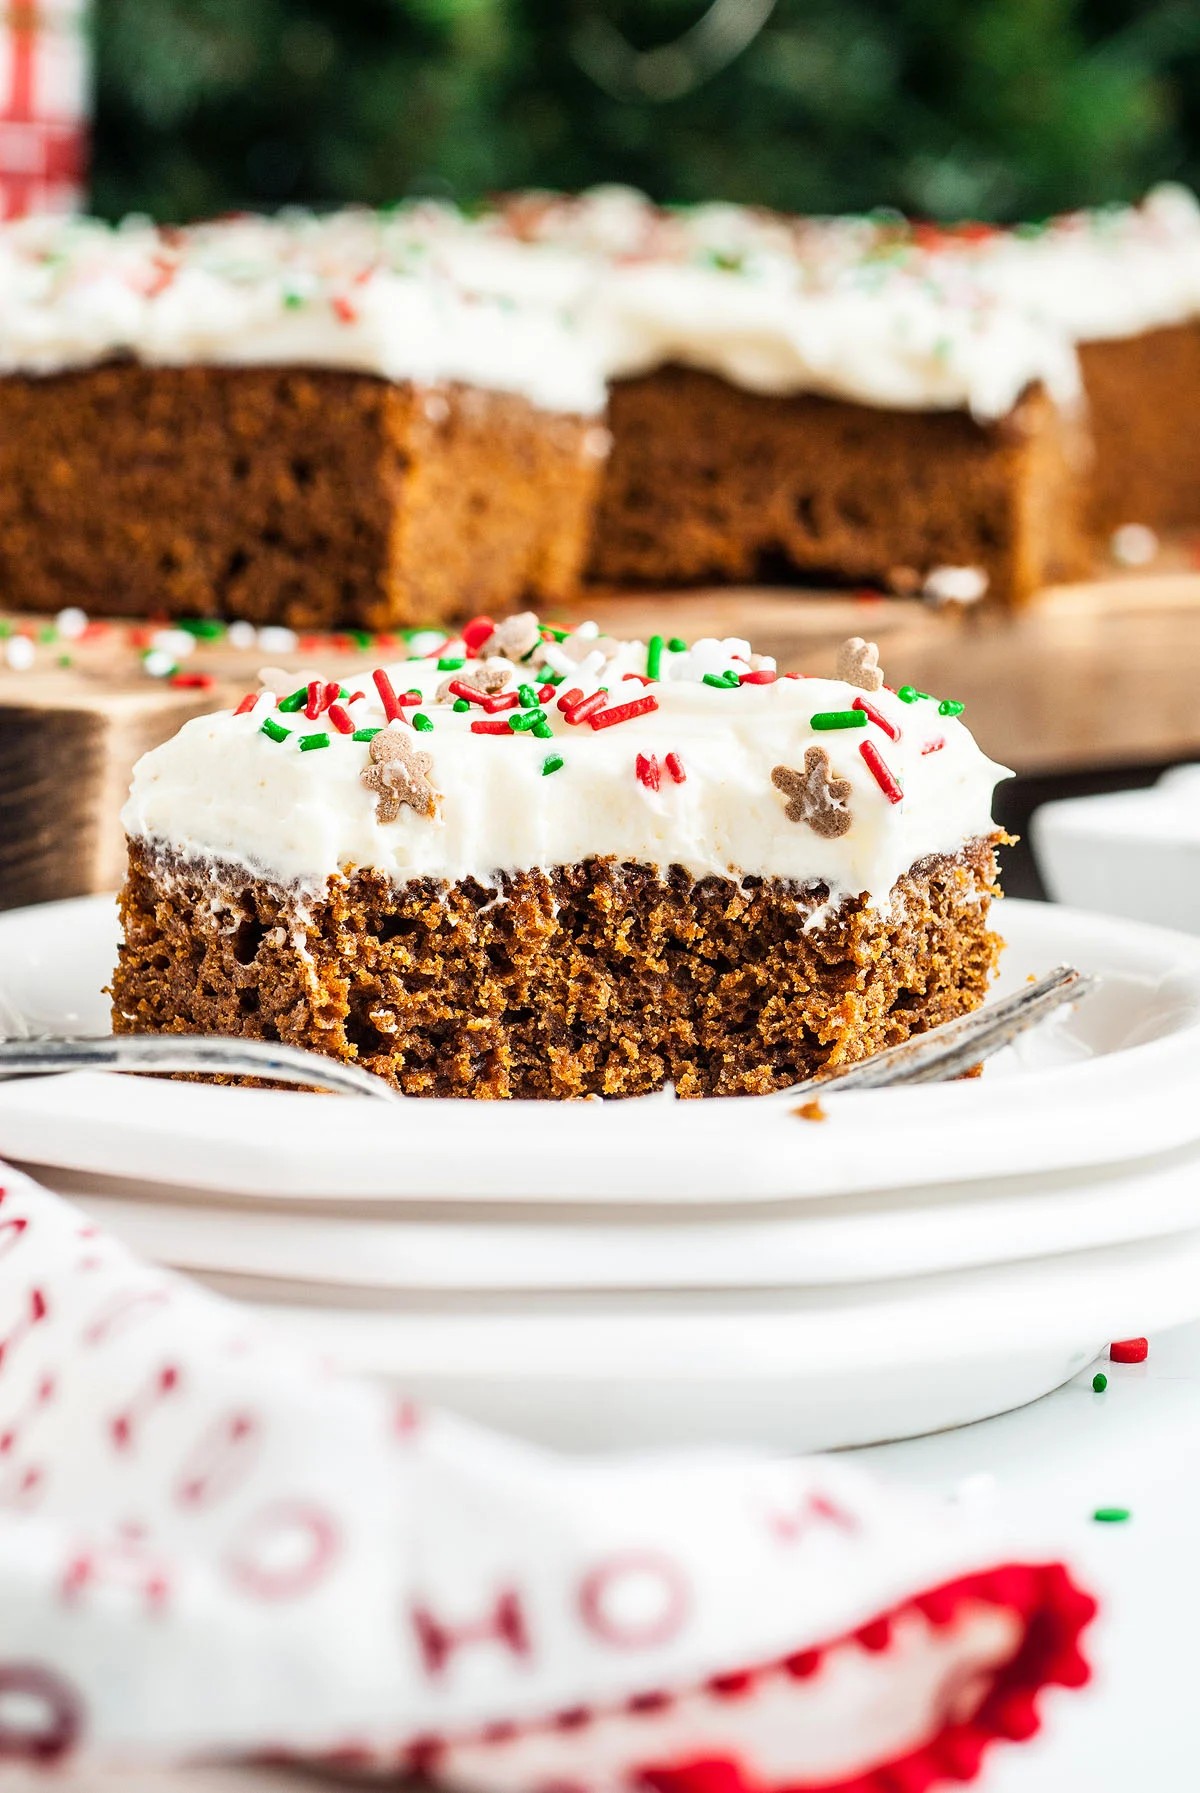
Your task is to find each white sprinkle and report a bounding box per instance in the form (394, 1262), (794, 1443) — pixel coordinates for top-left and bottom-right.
(582, 425), (613, 461)
(257, 626), (298, 654)
(574, 620), (600, 640)
(55, 606), (88, 639)
(142, 648), (177, 679)
(1110, 523), (1159, 568)
(4, 636), (35, 671)
(923, 565), (989, 605)
(539, 643), (577, 679)
(226, 620), (257, 650)
(576, 648), (608, 680)
(151, 628), (196, 659)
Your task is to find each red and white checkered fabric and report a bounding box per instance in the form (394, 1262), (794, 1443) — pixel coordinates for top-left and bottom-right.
(0, 1), (87, 219)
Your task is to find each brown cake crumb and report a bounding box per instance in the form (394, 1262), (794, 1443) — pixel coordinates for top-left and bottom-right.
(111, 837), (1003, 1100)
(794, 1099), (828, 1123)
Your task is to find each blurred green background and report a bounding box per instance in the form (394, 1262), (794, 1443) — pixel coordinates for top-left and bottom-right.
(92, 0), (1200, 224)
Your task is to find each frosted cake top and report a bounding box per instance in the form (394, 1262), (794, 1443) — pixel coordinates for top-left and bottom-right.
(123, 611), (1009, 907)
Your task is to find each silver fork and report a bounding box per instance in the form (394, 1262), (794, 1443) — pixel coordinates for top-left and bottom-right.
(784, 964), (1095, 1097)
(0, 1034), (401, 1102)
(0, 966), (1092, 1102)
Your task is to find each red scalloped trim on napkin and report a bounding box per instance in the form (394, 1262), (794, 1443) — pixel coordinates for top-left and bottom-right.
(634, 1559), (1096, 1793)
(299, 1556), (1094, 1790)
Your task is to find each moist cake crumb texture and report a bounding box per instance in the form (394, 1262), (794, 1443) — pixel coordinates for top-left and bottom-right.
(112, 614), (1010, 1099)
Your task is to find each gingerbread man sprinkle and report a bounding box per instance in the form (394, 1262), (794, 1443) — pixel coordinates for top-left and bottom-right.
(772, 748), (852, 838)
(435, 663), (513, 702)
(361, 726), (439, 823)
(836, 636), (883, 692)
(483, 611), (540, 662)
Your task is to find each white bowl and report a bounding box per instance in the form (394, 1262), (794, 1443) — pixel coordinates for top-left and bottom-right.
(1032, 764), (1200, 934)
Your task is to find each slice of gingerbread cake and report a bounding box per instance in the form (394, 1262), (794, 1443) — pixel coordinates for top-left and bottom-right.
(492, 188), (1090, 608)
(0, 211), (607, 631)
(111, 614), (1009, 1098)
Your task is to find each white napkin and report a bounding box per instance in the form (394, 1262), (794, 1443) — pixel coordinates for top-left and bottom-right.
(0, 1163), (1095, 1789)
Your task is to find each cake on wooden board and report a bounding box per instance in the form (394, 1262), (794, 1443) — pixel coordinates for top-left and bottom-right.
(4, 187), (1198, 627)
(111, 614), (1008, 1099)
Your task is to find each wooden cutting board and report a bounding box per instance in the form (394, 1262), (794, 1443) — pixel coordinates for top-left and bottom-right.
(3, 553), (1198, 911)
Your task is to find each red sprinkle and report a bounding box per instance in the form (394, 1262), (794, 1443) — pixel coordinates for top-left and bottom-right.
(470, 718), (514, 735)
(322, 681), (342, 710)
(563, 689), (608, 726)
(921, 737), (946, 755)
(664, 752), (686, 783)
(556, 687), (584, 712)
(372, 668), (404, 724)
(480, 689), (521, 714)
(1109, 1338), (1148, 1364)
(739, 669), (778, 685)
(168, 672), (216, 690)
(538, 684), (557, 703)
(462, 615), (495, 654)
(347, 690), (365, 703)
(852, 695), (901, 742)
(331, 295), (357, 325)
(234, 693), (257, 715)
(635, 752), (660, 790)
(447, 678), (488, 707)
(304, 680), (323, 721)
(327, 703), (356, 735)
(298, 634), (327, 655)
(622, 671), (653, 686)
(859, 739), (904, 804)
(590, 695), (659, 730)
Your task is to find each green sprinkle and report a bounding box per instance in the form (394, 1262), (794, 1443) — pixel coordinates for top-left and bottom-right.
(938, 699), (964, 717)
(57, 653), (73, 668)
(897, 685), (920, 704)
(540, 667), (566, 685)
(811, 709), (868, 730)
(668, 637), (687, 654)
(352, 726), (381, 743)
(412, 712), (433, 732)
(518, 682), (539, 707)
(542, 753), (565, 775)
(37, 625), (57, 644)
(543, 626), (569, 642)
(532, 719), (554, 739)
(646, 634), (664, 681)
(509, 707), (547, 733)
(1092, 1507), (1130, 1524)
(702, 671), (740, 689)
(277, 685), (309, 713)
(0, 620), (11, 637)
(438, 656), (465, 672)
(179, 618), (225, 639)
(1092, 1372), (1108, 1393)
(299, 731), (330, 751)
(282, 289), (305, 308)
(349, 629), (374, 650)
(453, 698), (470, 713)
(261, 716), (290, 744)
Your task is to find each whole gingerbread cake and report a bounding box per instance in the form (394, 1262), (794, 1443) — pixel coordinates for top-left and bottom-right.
(111, 615), (1009, 1098)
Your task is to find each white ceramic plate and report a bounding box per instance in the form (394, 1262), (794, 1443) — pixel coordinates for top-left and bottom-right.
(208, 1222), (1200, 1452)
(2, 894), (1200, 1203)
(60, 1135), (1200, 1291)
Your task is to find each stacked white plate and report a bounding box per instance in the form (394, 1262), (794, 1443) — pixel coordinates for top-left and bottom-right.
(4, 894), (1200, 1452)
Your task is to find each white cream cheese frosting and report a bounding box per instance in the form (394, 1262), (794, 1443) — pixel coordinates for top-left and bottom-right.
(122, 617), (1009, 908)
(0, 210), (608, 416)
(0, 193), (1081, 422)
